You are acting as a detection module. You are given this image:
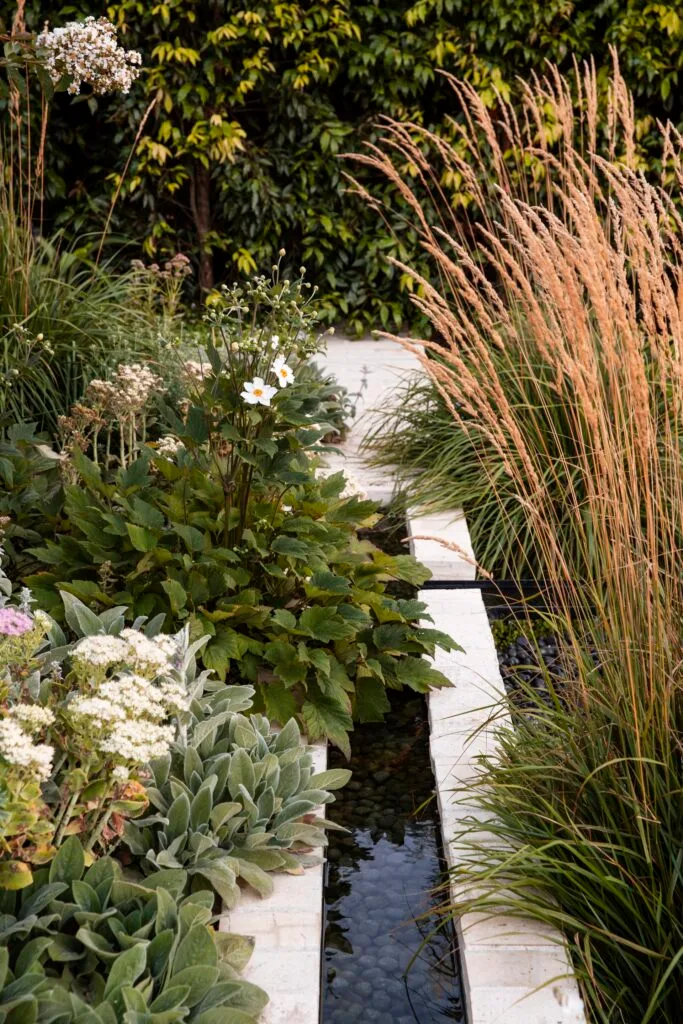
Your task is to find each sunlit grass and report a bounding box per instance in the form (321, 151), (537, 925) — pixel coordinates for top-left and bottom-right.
(355, 57), (683, 1021)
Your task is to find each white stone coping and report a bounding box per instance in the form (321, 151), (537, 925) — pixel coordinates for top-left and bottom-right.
(219, 742), (327, 1024)
(318, 335), (586, 1022)
(316, 335), (424, 507)
(414, 520), (586, 1024)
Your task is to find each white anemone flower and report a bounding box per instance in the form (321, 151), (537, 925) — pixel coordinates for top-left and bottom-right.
(241, 377), (278, 407)
(272, 357), (295, 388)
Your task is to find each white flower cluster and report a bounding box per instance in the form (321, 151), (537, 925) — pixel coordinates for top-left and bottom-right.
(0, 715), (54, 781)
(8, 704), (55, 731)
(100, 719), (175, 763)
(72, 634), (129, 670)
(119, 628), (174, 676)
(72, 628), (179, 680)
(37, 17), (142, 96)
(69, 670), (186, 766)
(156, 434), (184, 459)
(66, 629), (189, 768)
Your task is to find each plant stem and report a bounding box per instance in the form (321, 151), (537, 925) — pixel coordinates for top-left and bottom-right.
(53, 790), (80, 846)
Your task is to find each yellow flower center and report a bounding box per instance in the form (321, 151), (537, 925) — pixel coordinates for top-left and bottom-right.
(253, 388), (263, 396)
(279, 369), (287, 377)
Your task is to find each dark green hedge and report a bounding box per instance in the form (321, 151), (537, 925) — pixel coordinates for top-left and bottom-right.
(2, 0), (682, 331)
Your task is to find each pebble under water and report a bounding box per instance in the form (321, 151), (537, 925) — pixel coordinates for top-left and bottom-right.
(322, 694), (465, 1024)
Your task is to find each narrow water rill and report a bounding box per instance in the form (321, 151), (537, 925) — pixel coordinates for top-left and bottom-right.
(322, 694), (465, 1024)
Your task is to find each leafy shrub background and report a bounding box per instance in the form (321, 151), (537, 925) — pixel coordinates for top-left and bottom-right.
(1, 0), (681, 331)
(23, 457), (453, 753)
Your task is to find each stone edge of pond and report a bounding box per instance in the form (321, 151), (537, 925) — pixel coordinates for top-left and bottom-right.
(219, 740), (327, 1024)
(411, 509), (586, 1024)
(318, 335), (586, 1022)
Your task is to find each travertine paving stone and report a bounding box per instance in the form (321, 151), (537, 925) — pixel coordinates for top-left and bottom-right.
(417, 555), (586, 1023)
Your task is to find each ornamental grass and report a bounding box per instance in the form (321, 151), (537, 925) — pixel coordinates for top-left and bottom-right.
(353, 59), (683, 1020)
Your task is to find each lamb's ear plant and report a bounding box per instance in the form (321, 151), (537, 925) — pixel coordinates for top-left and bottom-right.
(0, 836), (268, 1024)
(124, 695), (351, 907)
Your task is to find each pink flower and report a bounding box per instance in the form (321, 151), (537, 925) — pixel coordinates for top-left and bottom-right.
(0, 608), (34, 636)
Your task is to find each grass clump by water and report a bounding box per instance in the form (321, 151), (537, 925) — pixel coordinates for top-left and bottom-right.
(354, 58), (683, 1021)
(363, 363), (586, 579)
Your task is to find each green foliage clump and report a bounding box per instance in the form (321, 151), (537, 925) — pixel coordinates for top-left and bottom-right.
(0, 423), (65, 569)
(125, 697), (350, 906)
(20, 269), (458, 751)
(24, 461), (455, 753)
(0, 837), (267, 1024)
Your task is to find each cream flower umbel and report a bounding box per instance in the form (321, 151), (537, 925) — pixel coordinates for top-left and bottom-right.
(241, 377), (278, 407)
(272, 357), (295, 388)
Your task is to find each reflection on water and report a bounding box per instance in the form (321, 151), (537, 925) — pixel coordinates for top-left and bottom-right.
(322, 695), (465, 1024)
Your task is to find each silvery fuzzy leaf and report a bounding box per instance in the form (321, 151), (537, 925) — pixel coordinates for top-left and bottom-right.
(237, 785), (259, 824)
(275, 822), (328, 846)
(273, 800), (317, 828)
(272, 717), (300, 752)
(227, 749), (255, 800)
(294, 788), (335, 806)
(309, 768), (351, 791)
(169, 778), (192, 802)
(183, 747), (204, 788)
(242, 832), (275, 850)
(234, 859), (274, 899)
(166, 966), (219, 1007)
(166, 793), (190, 841)
(154, 849), (184, 870)
(210, 802), (242, 831)
(60, 591), (103, 637)
(173, 925), (218, 975)
(190, 779), (217, 830)
(256, 787), (275, 822)
(276, 759), (300, 799)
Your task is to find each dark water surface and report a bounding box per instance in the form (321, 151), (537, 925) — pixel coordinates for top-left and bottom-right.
(322, 694), (466, 1024)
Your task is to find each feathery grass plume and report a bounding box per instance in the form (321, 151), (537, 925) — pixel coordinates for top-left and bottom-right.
(352, 56), (683, 1021)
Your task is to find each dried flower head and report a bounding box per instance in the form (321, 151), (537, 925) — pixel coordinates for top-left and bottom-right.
(156, 434), (184, 459)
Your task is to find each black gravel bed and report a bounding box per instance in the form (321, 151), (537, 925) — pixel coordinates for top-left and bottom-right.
(322, 693), (465, 1024)
(485, 597), (565, 708)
